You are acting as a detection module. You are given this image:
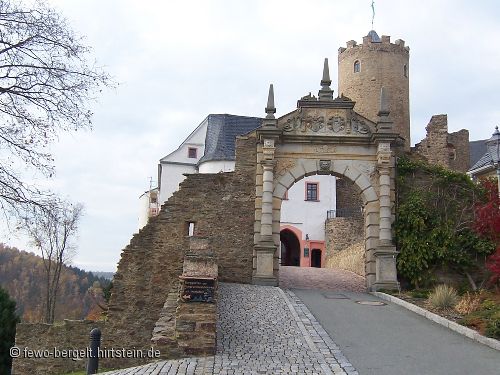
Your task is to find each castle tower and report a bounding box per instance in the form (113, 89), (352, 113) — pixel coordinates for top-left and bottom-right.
(338, 30), (410, 149)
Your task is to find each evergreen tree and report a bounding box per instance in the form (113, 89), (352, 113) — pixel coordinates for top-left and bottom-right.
(0, 286), (19, 375)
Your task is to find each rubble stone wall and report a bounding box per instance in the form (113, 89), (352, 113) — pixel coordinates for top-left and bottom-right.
(14, 134), (257, 374)
(13, 320), (106, 375)
(413, 114), (470, 172)
(106, 134), (256, 355)
(325, 217), (365, 276)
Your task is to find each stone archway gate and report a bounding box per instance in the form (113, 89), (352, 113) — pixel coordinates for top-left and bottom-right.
(252, 76), (400, 291)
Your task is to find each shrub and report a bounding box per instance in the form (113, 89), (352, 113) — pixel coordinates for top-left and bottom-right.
(409, 289), (431, 299)
(427, 284), (458, 309)
(485, 317), (500, 339)
(455, 292), (482, 315)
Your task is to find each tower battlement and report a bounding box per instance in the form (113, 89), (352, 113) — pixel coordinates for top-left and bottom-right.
(337, 30), (411, 149)
(339, 33), (409, 55)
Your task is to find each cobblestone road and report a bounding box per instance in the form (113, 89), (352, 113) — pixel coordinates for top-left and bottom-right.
(102, 283), (356, 375)
(279, 266), (366, 292)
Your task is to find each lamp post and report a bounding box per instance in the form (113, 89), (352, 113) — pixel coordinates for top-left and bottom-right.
(486, 126), (500, 197)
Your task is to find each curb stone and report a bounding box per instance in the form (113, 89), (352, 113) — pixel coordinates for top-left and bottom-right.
(371, 292), (500, 352)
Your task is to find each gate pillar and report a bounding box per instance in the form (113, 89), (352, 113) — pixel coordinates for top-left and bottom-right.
(371, 88), (400, 291)
(253, 85), (280, 286)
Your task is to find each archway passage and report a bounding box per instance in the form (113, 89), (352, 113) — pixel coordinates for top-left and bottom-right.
(311, 249), (321, 268)
(280, 229), (300, 266)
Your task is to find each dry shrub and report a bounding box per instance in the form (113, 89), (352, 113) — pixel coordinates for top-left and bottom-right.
(427, 284), (458, 310)
(455, 292), (482, 315)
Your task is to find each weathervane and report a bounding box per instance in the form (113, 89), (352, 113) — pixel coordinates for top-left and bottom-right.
(371, 0), (375, 29)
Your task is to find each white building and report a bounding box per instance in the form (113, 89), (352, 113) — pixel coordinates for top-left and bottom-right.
(139, 113), (343, 268)
(137, 187), (159, 231)
(280, 175), (337, 267)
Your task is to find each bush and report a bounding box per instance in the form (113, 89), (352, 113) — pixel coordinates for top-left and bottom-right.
(0, 287), (19, 375)
(455, 292), (482, 315)
(427, 285), (458, 309)
(485, 317), (500, 339)
(409, 289), (431, 299)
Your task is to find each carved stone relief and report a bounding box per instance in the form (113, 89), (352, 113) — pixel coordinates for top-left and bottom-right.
(319, 160), (331, 172)
(314, 145), (337, 154)
(282, 113), (372, 136)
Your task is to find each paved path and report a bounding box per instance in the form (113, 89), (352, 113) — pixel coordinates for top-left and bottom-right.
(279, 266), (366, 292)
(294, 289), (500, 375)
(102, 283), (356, 375)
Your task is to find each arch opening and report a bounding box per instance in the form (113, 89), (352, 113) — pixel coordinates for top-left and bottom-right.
(273, 165), (376, 287)
(280, 229), (300, 266)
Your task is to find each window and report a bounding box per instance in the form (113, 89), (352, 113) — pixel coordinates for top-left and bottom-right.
(188, 147), (197, 158)
(354, 60), (360, 73)
(403, 64), (408, 78)
(187, 222), (195, 236)
(305, 182), (318, 201)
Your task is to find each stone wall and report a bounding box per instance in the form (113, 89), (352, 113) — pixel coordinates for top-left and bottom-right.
(13, 320), (106, 375)
(13, 134), (257, 375)
(413, 114), (470, 172)
(325, 217), (364, 253)
(104, 134), (256, 362)
(335, 177), (363, 212)
(325, 217), (364, 276)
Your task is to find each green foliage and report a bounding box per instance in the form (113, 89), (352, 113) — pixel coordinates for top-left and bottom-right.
(427, 284), (458, 309)
(485, 314), (500, 339)
(395, 157), (495, 287)
(103, 281), (113, 304)
(0, 286), (19, 374)
(409, 289), (431, 299)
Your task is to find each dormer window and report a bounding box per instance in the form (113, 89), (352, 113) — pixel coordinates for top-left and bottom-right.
(188, 147), (197, 158)
(354, 60), (360, 73)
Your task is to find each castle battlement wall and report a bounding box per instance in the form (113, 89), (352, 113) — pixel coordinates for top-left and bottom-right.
(338, 31), (411, 150)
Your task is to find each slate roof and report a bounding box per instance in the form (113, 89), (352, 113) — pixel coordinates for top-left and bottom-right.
(198, 114), (263, 164)
(469, 139), (487, 168)
(470, 151), (493, 171)
(367, 30), (381, 42)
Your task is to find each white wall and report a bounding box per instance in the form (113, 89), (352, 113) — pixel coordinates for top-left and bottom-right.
(137, 193), (151, 231)
(198, 160), (235, 173)
(280, 175), (336, 241)
(158, 163), (197, 205)
(158, 119), (208, 205)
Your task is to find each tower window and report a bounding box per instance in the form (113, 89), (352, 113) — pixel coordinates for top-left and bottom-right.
(354, 60), (360, 73)
(404, 64), (408, 77)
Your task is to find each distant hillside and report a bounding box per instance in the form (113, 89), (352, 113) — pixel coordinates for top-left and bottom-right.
(0, 243), (111, 322)
(91, 271), (114, 280)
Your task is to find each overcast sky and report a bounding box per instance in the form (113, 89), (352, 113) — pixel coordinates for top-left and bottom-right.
(3, 0), (500, 272)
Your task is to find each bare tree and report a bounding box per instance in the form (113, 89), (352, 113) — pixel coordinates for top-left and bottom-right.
(23, 199), (83, 323)
(0, 0), (111, 219)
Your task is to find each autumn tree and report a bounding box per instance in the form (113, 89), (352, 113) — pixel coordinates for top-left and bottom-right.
(23, 199), (83, 323)
(473, 179), (500, 285)
(0, 0), (111, 219)
(0, 286), (19, 374)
